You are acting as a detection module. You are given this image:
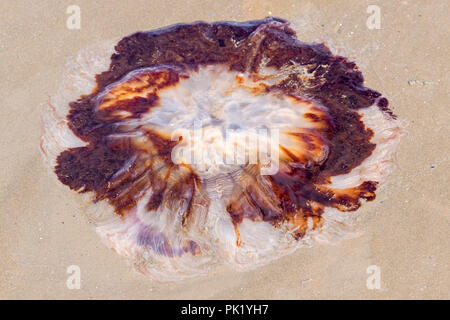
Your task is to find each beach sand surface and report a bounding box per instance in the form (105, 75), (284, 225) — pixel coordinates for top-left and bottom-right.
(0, 0), (448, 299)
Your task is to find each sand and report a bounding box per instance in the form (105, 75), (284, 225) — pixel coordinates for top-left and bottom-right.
(0, 0), (448, 299)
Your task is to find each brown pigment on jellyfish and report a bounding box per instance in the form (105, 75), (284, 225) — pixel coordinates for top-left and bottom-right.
(55, 18), (396, 243)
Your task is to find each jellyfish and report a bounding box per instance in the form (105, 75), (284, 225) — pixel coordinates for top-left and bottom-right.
(41, 17), (405, 281)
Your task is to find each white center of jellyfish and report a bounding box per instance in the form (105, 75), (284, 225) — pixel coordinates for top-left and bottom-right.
(104, 65), (330, 177)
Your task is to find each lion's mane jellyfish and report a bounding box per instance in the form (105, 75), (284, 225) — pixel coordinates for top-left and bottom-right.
(41, 18), (404, 281)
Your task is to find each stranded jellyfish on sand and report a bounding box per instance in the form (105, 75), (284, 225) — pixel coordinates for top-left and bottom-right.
(41, 17), (404, 281)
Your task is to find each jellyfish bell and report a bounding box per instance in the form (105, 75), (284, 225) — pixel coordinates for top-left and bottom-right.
(41, 17), (405, 281)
